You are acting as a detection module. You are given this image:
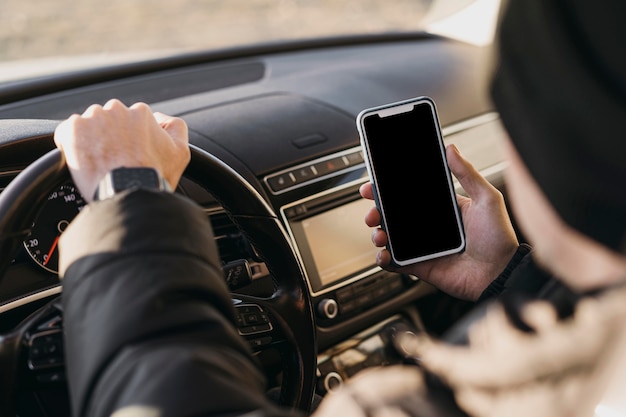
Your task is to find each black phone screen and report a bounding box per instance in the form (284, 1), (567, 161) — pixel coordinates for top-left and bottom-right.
(361, 99), (464, 264)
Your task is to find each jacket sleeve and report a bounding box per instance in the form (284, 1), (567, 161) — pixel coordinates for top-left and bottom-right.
(475, 243), (565, 302)
(477, 243), (535, 301)
(477, 243), (580, 318)
(58, 190), (298, 417)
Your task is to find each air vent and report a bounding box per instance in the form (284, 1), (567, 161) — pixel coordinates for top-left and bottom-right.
(209, 211), (258, 264)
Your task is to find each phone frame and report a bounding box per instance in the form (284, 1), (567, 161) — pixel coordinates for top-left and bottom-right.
(357, 96), (465, 266)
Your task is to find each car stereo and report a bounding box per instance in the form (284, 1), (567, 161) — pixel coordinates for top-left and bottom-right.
(281, 180), (412, 324)
(282, 185), (379, 295)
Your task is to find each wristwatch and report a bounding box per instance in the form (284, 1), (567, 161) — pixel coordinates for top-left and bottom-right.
(94, 167), (172, 201)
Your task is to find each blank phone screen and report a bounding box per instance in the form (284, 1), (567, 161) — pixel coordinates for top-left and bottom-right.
(362, 100), (463, 263)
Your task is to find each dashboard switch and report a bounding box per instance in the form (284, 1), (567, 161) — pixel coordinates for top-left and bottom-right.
(323, 372), (343, 393)
(317, 298), (338, 319)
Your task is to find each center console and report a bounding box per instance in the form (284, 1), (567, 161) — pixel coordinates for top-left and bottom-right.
(272, 148), (419, 326)
(263, 147), (424, 396)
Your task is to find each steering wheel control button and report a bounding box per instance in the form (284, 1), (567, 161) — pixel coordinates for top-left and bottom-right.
(36, 371), (66, 384)
(317, 298), (338, 319)
(248, 336), (272, 349)
(28, 330), (64, 370)
(223, 259), (253, 290)
(235, 304), (273, 336)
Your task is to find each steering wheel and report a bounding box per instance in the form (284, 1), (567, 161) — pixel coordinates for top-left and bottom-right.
(0, 143), (317, 415)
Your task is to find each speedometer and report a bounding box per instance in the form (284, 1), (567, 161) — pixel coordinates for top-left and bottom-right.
(23, 183), (87, 274)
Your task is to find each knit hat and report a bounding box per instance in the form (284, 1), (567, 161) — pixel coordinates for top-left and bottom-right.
(490, 0), (626, 252)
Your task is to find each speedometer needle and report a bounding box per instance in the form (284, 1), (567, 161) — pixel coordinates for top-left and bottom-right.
(43, 235), (60, 267)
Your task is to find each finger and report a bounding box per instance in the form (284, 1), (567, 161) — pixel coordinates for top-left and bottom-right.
(467, 303), (524, 350)
(128, 102), (156, 123)
(53, 115), (78, 149)
(348, 366), (426, 407)
(419, 307), (527, 386)
(364, 205), (381, 228)
(154, 113), (189, 146)
(81, 103), (105, 118)
(153, 111), (170, 124)
(454, 386), (496, 417)
(371, 228), (388, 247)
(129, 101), (150, 111)
(417, 337), (504, 387)
(376, 248), (393, 268)
(103, 98), (127, 111)
(456, 194), (471, 208)
(520, 301), (558, 332)
(359, 182), (374, 200)
(420, 300), (598, 389)
(446, 144), (497, 200)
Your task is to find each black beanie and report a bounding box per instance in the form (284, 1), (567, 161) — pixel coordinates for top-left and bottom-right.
(490, 0), (626, 252)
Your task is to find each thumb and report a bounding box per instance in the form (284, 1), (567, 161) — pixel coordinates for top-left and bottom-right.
(446, 144), (497, 200)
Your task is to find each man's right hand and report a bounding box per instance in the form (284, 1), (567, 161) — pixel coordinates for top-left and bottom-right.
(54, 99), (190, 203)
(359, 144), (520, 301)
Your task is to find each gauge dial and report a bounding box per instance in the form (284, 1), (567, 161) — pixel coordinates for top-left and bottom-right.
(23, 183), (87, 274)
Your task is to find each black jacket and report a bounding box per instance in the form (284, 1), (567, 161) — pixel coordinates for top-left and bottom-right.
(59, 190), (296, 417)
(59, 189), (568, 417)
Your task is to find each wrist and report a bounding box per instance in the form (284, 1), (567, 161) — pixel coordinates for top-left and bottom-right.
(93, 167), (171, 202)
(477, 243), (533, 302)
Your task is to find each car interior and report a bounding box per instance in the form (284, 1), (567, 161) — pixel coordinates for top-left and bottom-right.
(0, 4), (513, 415)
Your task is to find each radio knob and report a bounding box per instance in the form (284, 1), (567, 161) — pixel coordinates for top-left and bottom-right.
(323, 372), (343, 393)
(317, 298), (338, 319)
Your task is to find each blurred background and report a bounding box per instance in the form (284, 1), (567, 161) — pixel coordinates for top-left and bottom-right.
(1, 0), (434, 61)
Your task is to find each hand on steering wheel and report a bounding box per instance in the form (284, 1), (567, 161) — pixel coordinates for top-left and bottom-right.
(0, 107), (317, 415)
(54, 99), (190, 203)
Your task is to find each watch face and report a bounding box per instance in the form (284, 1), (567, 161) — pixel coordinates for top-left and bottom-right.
(112, 167), (160, 192)
(96, 167), (167, 201)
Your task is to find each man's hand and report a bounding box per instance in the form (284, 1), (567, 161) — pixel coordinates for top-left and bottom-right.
(359, 144), (519, 301)
(411, 293), (626, 417)
(54, 99), (190, 203)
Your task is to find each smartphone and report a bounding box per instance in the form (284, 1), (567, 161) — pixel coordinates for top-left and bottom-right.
(357, 96), (465, 266)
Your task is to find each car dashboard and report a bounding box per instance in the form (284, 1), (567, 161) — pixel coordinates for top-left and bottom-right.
(0, 33), (509, 414)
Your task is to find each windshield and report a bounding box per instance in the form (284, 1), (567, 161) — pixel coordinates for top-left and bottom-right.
(1, 0), (496, 82)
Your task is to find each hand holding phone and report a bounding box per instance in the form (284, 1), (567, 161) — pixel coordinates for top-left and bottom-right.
(357, 96), (465, 266)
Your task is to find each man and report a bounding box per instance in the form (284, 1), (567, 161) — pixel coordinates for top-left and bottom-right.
(347, 0), (626, 415)
(56, 1), (626, 417)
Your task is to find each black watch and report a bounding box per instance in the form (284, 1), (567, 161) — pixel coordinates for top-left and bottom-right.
(94, 167), (172, 201)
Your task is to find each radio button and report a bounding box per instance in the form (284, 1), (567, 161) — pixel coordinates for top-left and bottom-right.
(323, 372), (343, 393)
(335, 287), (353, 302)
(317, 298), (338, 319)
(340, 300), (358, 314)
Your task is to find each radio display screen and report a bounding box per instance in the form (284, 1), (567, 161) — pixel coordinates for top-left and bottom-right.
(287, 195), (379, 294)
